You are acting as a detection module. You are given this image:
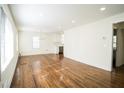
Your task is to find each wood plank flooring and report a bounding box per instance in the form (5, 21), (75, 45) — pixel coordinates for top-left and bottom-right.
(11, 54), (124, 88)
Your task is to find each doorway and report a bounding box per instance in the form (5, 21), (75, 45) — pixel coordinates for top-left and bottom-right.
(112, 22), (124, 70)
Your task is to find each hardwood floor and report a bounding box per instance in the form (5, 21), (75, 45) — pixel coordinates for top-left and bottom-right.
(11, 54), (124, 88)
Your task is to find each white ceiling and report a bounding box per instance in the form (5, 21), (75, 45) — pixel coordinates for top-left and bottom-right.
(9, 4), (124, 32)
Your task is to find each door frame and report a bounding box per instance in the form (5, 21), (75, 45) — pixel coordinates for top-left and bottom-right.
(112, 21), (124, 71)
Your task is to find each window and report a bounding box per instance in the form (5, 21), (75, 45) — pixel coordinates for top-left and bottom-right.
(0, 7), (3, 75)
(32, 36), (40, 49)
(61, 34), (64, 44)
(4, 16), (14, 67)
(0, 8), (14, 71)
(113, 36), (117, 49)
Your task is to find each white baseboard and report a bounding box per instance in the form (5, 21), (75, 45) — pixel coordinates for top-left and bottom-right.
(20, 51), (57, 56)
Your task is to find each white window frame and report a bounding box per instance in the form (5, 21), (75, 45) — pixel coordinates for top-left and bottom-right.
(0, 8), (5, 72)
(61, 34), (64, 44)
(0, 8), (14, 71)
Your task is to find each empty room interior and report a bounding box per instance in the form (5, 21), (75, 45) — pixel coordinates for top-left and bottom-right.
(1, 4), (124, 88)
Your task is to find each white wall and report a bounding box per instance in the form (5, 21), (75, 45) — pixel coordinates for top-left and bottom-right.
(64, 12), (124, 71)
(19, 31), (62, 56)
(1, 5), (19, 88)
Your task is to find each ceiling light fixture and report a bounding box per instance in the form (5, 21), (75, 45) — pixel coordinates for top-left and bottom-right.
(100, 7), (106, 11)
(40, 13), (43, 17)
(72, 20), (76, 23)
